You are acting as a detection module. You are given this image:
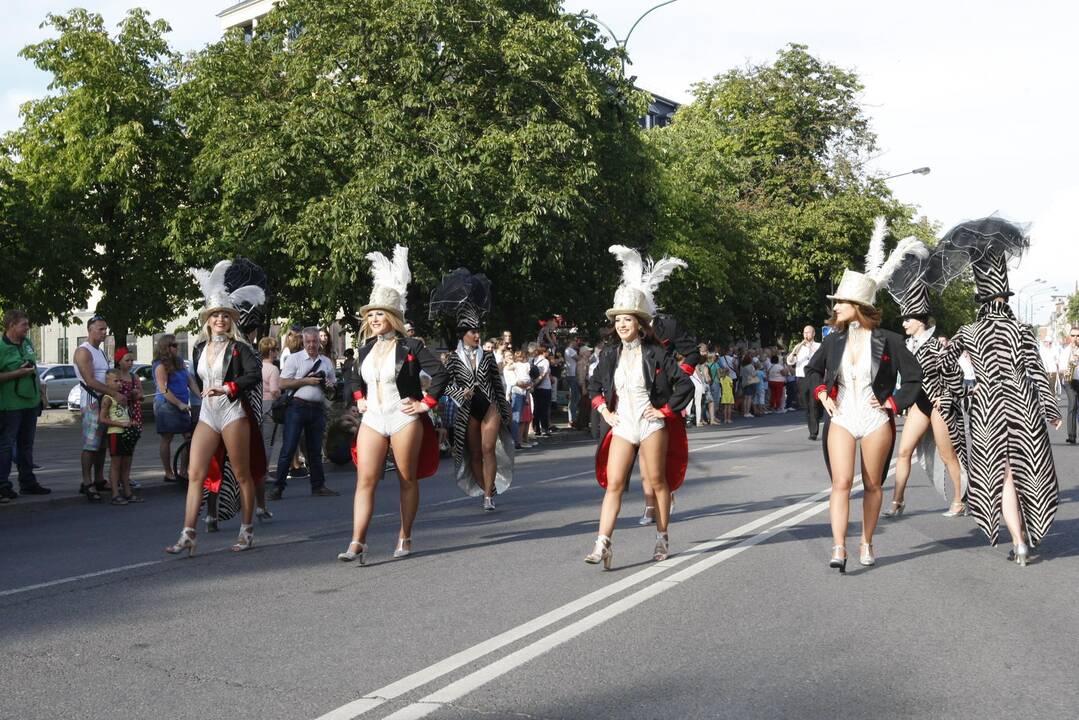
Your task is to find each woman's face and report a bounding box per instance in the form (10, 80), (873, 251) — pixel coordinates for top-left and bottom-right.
(462, 329), (480, 348)
(319, 330), (330, 344)
(614, 314), (639, 342)
(210, 311), (232, 335)
(901, 317), (925, 337)
(503, 350), (514, 365)
(166, 338), (178, 355)
(367, 311), (390, 335)
(833, 302), (856, 323)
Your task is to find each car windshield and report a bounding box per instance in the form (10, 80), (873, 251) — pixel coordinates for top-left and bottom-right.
(37, 367), (50, 377)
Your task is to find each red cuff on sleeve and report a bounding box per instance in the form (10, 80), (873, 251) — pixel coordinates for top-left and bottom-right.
(225, 381), (238, 399)
(813, 384), (828, 400)
(679, 363), (694, 376)
(352, 390), (365, 401)
(591, 395), (606, 410)
(422, 394), (437, 409)
(885, 396), (898, 414)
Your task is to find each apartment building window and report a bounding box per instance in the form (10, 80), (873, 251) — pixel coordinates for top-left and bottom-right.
(57, 337), (70, 364)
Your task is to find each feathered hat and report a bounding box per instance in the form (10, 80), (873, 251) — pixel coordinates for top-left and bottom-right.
(223, 257), (269, 334)
(828, 217), (927, 309)
(926, 217), (1029, 303)
(606, 246), (687, 321)
(428, 268), (492, 331)
(360, 245), (410, 319)
(891, 242), (933, 318)
(191, 260), (267, 324)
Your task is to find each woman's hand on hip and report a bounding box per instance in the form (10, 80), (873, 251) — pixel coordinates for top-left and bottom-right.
(400, 398), (426, 416)
(600, 408), (620, 427)
(355, 398), (368, 413)
(642, 406), (665, 421)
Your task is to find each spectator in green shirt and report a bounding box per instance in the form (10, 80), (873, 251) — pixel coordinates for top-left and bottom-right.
(0, 309), (51, 502)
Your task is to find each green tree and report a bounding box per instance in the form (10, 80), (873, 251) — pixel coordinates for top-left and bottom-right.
(171, 0), (654, 340)
(4, 8), (192, 345)
(653, 44), (908, 342)
(1067, 291), (1079, 325)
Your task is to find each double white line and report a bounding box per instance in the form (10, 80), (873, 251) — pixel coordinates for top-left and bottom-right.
(317, 462), (889, 720)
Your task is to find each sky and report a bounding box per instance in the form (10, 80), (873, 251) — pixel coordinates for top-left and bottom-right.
(2, 0), (1076, 323)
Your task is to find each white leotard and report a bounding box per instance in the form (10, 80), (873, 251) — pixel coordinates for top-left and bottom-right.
(611, 341), (664, 446)
(360, 341), (416, 437)
(198, 341), (246, 433)
(830, 325), (889, 439)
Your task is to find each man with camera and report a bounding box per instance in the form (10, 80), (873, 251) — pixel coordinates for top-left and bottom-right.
(0, 309), (51, 502)
(271, 327), (338, 498)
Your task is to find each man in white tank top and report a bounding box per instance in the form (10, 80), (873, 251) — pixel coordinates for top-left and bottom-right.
(73, 315), (116, 499)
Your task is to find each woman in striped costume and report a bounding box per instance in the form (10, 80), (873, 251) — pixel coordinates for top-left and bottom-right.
(930, 218), (1062, 566)
(885, 244), (967, 519)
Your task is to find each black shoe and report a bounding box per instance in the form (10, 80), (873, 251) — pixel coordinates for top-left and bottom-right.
(808, 435), (818, 441)
(93, 481), (108, 492)
(290, 465), (310, 478)
(268, 487), (283, 501)
(0, 486), (17, 500)
(1067, 438), (1076, 445)
(20, 484), (51, 495)
(311, 485), (339, 497)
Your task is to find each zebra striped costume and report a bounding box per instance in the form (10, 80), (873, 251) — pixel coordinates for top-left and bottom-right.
(942, 302), (1060, 545)
(443, 346), (514, 497)
(908, 329), (967, 497)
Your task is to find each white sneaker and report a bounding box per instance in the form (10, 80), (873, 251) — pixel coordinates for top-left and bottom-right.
(743, 413), (752, 418)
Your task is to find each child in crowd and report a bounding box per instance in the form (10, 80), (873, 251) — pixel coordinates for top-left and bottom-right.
(720, 371), (735, 424)
(753, 360), (768, 416)
(100, 369), (143, 505)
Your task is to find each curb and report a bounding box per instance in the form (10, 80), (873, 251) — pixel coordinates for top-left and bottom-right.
(0, 479), (187, 516)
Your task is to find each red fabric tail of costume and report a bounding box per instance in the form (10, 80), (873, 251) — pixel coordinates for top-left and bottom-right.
(595, 407), (688, 491)
(204, 445), (226, 494)
(350, 414), (441, 479)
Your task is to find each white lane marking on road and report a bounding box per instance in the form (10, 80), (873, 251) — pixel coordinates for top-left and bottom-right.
(373, 468), (893, 720)
(0, 561), (161, 598)
(0, 432), (765, 598)
(314, 462), (874, 720)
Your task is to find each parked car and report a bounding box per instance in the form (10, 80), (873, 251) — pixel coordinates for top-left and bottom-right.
(65, 364), (157, 412)
(37, 364), (80, 409)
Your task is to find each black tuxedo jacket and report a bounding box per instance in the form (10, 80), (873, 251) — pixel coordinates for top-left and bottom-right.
(353, 336), (448, 407)
(192, 340), (261, 399)
(587, 340), (694, 414)
(804, 327), (922, 414)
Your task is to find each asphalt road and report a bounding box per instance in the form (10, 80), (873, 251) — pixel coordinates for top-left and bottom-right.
(1, 413), (1076, 720)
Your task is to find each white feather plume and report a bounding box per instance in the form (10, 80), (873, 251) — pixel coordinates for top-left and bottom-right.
(366, 245), (411, 295)
(641, 255), (688, 313)
(229, 285), (266, 308)
(391, 245), (411, 307)
(189, 260), (231, 300)
(873, 236), (929, 289)
(608, 245), (643, 291)
(864, 216), (888, 276)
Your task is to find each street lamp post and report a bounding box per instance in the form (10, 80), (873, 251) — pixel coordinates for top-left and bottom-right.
(883, 167), (931, 180)
(1026, 286), (1057, 324)
(1015, 279), (1045, 321)
(578, 0), (682, 77)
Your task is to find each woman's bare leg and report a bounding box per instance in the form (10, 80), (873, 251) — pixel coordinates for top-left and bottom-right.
(1001, 463), (1025, 546)
(159, 433), (174, 477)
(930, 409), (963, 505)
(859, 421), (895, 545)
(826, 424), (857, 549)
(183, 423), (221, 528)
(351, 425), (389, 544)
(221, 420), (255, 526)
(389, 419), (424, 540)
(466, 416), (484, 493)
(638, 428), (670, 533)
(598, 437), (637, 539)
(893, 404), (929, 505)
(479, 405), (501, 497)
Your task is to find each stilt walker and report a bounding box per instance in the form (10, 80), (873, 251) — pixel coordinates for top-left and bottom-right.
(429, 269), (514, 509)
(928, 218), (1062, 564)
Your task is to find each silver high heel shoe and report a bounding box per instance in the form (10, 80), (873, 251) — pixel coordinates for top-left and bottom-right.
(882, 501), (905, 518)
(393, 537), (412, 558)
(941, 501), (965, 518)
(1014, 542), (1030, 567)
(829, 545), (847, 573)
(255, 506), (274, 523)
(165, 528), (197, 557)
(483, 496), (496, 512)
(584, 535), (613, 570)
(859, 541), (876, 567)
(337, 540), (366, 564)
(231, 524), (254, 552)
(652, 533), (670, 562)
(638, 506), (655, 526)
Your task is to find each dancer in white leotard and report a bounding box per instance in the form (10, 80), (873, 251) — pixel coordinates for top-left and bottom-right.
(166, 260), (265, 558)
(337, 246), (449, 565)
(584, 246), (694, 569)
(804, 219), (923, 572)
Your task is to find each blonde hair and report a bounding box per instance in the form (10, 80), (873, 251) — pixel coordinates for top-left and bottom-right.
(360, 310), (407, 343)
(197, 313), (246, 346)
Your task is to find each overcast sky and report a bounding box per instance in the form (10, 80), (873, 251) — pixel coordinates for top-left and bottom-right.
(3, 0), (1075, 322)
